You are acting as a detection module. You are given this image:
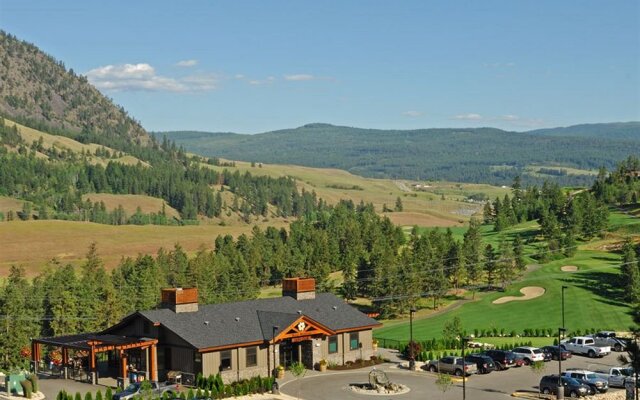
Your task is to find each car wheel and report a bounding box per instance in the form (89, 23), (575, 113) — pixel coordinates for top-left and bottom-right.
(569, 390), (578, 398)
(524, 358), (531, 366)
(542, 388), (551, 395)
(429, 365), (437, 372)
(614, 343), (622, 352)
(588, 350), (596, 358)
(455, 369), (463, 377)
(589, 387), (596, 395)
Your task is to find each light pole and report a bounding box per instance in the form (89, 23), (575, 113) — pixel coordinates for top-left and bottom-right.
(561, 286), (568, 329)
(409, 308), (416, 370)
(272, 326), (279, 378)
(462, 336), (470, 400)
(558, 327), (566, 400)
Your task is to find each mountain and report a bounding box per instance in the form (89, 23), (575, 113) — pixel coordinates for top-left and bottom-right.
(155, 123), (640, 185)
(0, 30), (149, 147)
(528, 122), (640, 140)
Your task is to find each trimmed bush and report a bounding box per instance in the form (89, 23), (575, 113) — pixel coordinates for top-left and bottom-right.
(84, 392), (93, 400)
(75, 392), (82, 400)
(27, 374), (39, 392)
(21, 380), (33, 399)
(105, 387), (113, 400)
(95, 391), (103, 400)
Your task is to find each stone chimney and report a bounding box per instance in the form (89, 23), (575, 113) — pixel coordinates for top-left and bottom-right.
(282, 277), (316, 300)
(161, 288), (199, 313)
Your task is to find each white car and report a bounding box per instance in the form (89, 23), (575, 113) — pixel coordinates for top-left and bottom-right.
(511, 346), (545, 365)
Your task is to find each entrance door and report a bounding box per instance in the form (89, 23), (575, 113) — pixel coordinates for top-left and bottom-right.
(279, 341), (298, 368)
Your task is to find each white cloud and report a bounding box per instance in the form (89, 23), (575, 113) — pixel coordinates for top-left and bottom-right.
(176, 59), (198, 67)
(284, 74), (315, 81)
(86, 63), (216, 92)
(454, 113), (483, 121)
(483, 62), (516, 68)
(500, 114), (520, 121)
(234, 74), (245, 79)
(402, 111), (423, 117)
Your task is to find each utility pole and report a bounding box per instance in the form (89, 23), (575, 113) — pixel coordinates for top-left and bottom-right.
(558, 327), (566, 400)
(462, 336), (469, 400)
(409, 308), (416, 370)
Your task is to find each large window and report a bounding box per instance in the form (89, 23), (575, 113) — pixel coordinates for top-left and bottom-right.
(220, 350), (232, 370)
(349, 332), (359, 350)
(246, 346), (257, 367)
(328, 336), (338, 354)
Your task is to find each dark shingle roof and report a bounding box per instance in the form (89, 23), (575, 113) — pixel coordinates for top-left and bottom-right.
(138, 293), (379, 349)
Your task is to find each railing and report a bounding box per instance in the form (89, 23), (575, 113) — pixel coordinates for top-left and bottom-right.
(374, 337), (405, 350)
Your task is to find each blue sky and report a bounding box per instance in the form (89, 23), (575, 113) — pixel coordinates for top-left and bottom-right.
(1, 0), (638, 133)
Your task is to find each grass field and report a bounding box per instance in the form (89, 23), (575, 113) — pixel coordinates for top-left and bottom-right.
(373, 211), (639, 342)
(81, 193), (181, 219)
(0, 195), (26, 214)
(0, 219), (288, 276)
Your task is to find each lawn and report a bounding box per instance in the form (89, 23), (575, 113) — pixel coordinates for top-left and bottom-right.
(374, 211), (638, 343)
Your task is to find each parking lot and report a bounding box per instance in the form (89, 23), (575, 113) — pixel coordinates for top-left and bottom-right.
(280, 351), (627, 400)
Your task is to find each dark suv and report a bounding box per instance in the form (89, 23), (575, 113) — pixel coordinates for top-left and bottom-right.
(539, 375), (590, 398)
(540, 345), (572, 361)
(464, 354), (496, 374)
(482, 349), (517, 371)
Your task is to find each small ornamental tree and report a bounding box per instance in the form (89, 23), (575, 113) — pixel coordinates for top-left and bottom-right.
(435, 373), (453, 400)
(289, 361), (307, 400)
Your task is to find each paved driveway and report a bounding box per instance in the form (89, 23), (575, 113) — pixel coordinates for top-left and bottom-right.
(280, 352), (626, 400)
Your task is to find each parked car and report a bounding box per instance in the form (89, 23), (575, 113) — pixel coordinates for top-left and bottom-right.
(112, 381), (180, 400)
(511, 346), (545, 365)
(563, 370), (609, 395)
(593, 367), (636, 388)
(425, 356), (478, 376)
(464, 354), (496, 374)
(590, 331), (629, 352)
(508, 351), (526, 367)
(560, 336), (611, 358)
(540, 345), (572, 361)
(538, 375), (590, 398)
(481, 349), (517, 371)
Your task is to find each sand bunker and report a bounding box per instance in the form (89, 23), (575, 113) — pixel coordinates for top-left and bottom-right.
(492, 287), (546, 304)
(561, 265), (578, 272)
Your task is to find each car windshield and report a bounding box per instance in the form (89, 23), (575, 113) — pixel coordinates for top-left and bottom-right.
(584, 373), (597, 380)
(533, 349), (542, 354)
(564, 377), (581, 385)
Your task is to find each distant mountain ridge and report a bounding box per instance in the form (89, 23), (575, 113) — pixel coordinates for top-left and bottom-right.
(0, 30), (149, 147)
(156, 122), (640, 185)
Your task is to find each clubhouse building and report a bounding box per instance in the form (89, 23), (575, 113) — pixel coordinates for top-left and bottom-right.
(31, 278), (381, 384)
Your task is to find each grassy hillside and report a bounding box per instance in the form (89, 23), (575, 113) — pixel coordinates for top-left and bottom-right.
(80, 193), (180, 219)
(373, 211), (639, 340)
(202, 158), (511, 226)
(157, 122), (639, 186)
(0, 219), (289, 276)
(3, 118), (146, 166)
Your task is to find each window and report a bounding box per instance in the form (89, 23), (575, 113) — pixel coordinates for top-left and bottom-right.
(246, 347), (257, 367)
(328, 336), (338, 354)
(220, 350), (232, 370)
(349, 332), (359, 350)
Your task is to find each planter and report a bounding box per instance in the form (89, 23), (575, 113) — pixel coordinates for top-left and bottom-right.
(276, 368), (285, 379)
(372, 343), (378, 352)
(319, 363), (327, 372)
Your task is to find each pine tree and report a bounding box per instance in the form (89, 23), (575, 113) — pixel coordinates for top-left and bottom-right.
(394, 196), (403, 212)
(484, 244), (497, 289)
(463, 218), (484, 298)
(622, 237), (640, 303)
(513, 235), (526, 274)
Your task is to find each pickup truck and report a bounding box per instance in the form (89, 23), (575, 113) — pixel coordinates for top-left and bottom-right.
(593, 367), (636, 388)
(560, 336), (610, 358)
(589, 331), (628, 352)
(562, 369), (609, 394)
(426, 356), (478, 376)
(112, 381), (181, 400)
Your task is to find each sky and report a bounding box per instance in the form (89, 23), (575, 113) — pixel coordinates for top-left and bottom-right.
(1, 0), (639, 133)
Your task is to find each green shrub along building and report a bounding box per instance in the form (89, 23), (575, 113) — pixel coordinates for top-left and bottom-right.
(32, 278), (380, 385)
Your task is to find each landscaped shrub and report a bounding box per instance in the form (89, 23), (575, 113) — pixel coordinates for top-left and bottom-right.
(187, 388), (194, 400)
(27, 374), (38, 392)
(403, 341), (422, 359)
(84, 392), (93, 400)
(75, 392), (82, 400)
(57, 390), (68, 400)
(105, 387), (112, 400)
(95, 390), (102, 400)
(21, 380), (33, 399)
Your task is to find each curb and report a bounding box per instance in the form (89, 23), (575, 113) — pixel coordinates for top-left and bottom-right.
(511, 391), (549, 399)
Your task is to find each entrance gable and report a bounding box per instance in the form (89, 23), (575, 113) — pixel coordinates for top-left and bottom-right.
(273, 315), (335, 343)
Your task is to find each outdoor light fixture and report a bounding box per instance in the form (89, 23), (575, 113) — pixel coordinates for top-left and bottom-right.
(409, 308), (416, 370)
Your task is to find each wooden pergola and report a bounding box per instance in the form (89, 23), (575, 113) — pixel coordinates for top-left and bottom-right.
(32, 334), (158, 384)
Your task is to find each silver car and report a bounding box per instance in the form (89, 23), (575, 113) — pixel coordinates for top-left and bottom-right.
(426, 356), (478, 376)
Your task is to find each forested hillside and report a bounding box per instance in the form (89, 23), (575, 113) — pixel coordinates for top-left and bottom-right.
(157, 123), (639, 185)
(0, 31), (149, 148)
